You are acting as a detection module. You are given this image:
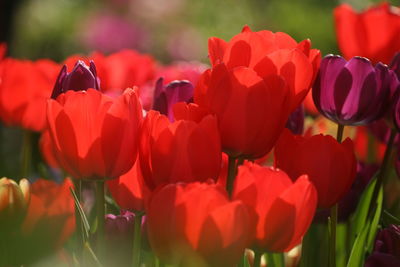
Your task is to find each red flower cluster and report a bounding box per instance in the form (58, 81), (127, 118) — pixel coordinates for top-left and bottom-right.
(195, 26), (320, 158)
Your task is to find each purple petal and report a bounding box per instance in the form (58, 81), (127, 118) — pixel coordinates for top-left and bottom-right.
(164, 80), (194, 121)
(62, 60), (99, 92)
(313, 55), (347, 120)
(50, 65), (67, 99)
(338, 57), (376, 123)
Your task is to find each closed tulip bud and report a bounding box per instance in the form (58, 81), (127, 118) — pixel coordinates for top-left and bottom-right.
(0, 178), (29, 228)
(286, 105), (305, 135)
(275, 129), (357, 208)
(104, 211), (146, 266)
(147, 182), (250, 267)
(313, 55), (395, 126)
(51, 60), (100, 99)
(365, 225), (400, 266)
(139, 102), (221, 190)
(232, 162), (317, 252)
(152, 78), (194, 121)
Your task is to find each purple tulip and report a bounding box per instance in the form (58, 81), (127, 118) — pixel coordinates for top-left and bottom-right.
(313, 55), (394, 126)
(51, 60), (100, 99)
(104, 211), (147, 266)
(365, 225), (400, 266)
(152, 77), (194, 121)
(285, 104), (304, 135)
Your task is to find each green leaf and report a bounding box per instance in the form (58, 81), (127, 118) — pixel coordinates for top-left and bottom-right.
(70, 187), (91, 240)
(346, 221), (370, 267)
(350, 175), (377, 244)
(238, 251), (250, 267)
(267, 252), (284, 267)
(382, 210), (400, 227)
(366, 185), (383, 253)
(83, 242), (103, 267)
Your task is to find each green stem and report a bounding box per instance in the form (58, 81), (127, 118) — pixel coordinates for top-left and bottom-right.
(21, 130), (32, 178)
(328, 123), (344, 267)
(132, 211), (144, 267)
(226, 156), (237, 198)
(253, 250), (262, 267)
(96, 180), (105, 258)
(329, 204), (338, 267)
(300, 227), (312, 267)
(336, 124), (344, 144)
(367, 128), (397, 218)
(73, 179), (85, 253)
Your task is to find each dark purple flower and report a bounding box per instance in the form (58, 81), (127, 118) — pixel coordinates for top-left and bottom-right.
(368, 119), (398, 145)
(365, 225), (400, 266)
(390, 52), (400, 78)
(313, 55), (394, 126)
(285, 104), (304, 135)
(152, 77), (193, 121)
(51, 60), (100, 99)
(104, 211), (147, 266)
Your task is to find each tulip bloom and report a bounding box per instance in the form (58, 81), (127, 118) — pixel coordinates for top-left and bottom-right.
(0, 178), (29, 229)
(195, 26), (320, 158)
(0, 58), (60, 131)
(365, 225), (400, 266)
(152, 78), (194, 121)
(147, 182), (250, 267)
(232, 162), (317, 252)
(20, 178), (75, 264)
(139, 102), (221, 190)
(51, 60), (100, 99)
(286, 105), (305, 135)
(47, 88), (142, 179)
(275, 129), (357, 208)
(313, 55), (395, 126)
(334, 3), (400, 64)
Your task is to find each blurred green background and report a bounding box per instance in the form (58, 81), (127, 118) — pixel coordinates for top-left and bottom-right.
(2, 0), (400, 63)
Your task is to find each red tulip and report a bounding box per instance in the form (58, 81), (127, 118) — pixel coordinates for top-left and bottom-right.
(107, 159), (150, 211)
(274, 129), (357, 208)
(39, 129), (60, 169)
(0, 58), (60, 131)
(47, 88), (142, 179)
(334, 3), (400, 64)
(233, 162), (317, 252)
(147, 182), (250, 267)
(139, 102), (221, 190)
(19, 178), (75, 263)
(195, 26), (320, 158)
